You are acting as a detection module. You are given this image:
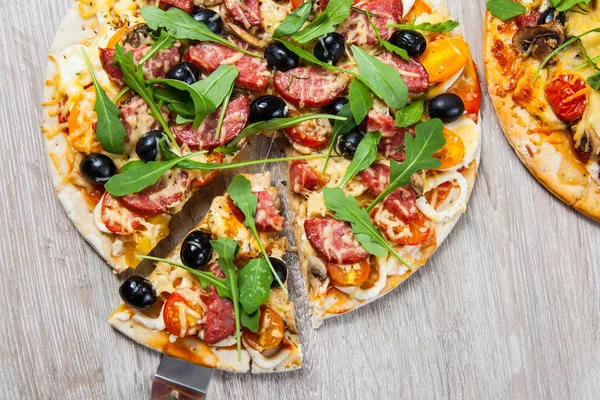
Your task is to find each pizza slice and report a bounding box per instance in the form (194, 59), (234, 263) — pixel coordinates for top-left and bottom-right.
(108, 172), (302, 373)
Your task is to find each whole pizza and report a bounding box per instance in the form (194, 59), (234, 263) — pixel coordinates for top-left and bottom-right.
(42, 0), (481, 373)
(485, 0), (600, 221)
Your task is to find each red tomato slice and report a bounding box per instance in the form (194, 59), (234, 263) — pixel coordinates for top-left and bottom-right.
(326, 261), (371, 287)
(163, 288), (207, 337)
(545, 74), (588, 121)
(242, 306), (285, 351)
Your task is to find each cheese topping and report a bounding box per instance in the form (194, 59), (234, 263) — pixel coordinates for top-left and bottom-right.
(417, 171), (469, 223)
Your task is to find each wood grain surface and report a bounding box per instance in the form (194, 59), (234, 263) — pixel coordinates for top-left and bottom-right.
(1, 1), (599, 398)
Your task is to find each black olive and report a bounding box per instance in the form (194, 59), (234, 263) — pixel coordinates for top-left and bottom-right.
(389, 30), (427, 58)
(314, 33), (346, 64)
(191, 8), (223, 34)
(79, 153), (117, 185)
(337, 127), (365, 159)
(136, 130), (167, 162)
(119, 276), (157, 310)
(264, 42), (300, 72)
(124, 25), (153, 48)
(250, 95), (287, 123)
(428, 93), (465, 123)
(538, 7), (566, 25)
(269, 258), (288, 288)
(166, 62), (200, 85)
(180, 231), (212, 269)
(326, 97), (349, 116)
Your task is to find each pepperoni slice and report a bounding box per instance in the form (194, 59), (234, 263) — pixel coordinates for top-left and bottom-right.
(304, 218), (369, 264)
(99, 48), (125, 85)
(338, 0), (402, 45)
(223, 0), (261, 28)
(366, 111), (414, 162)
(227, 191), (284, 232)
(358, 163), (390, 196)
(203, 286), (236, 344)
(160, 0), (194, 12)
(171, 95), (250, 151)
(289, 161), (324, 193)
(285, 111), (331, 148)
(273, 66), (349, 108)
(100, 192), (143, 235)
(119, 96), (167, 146)
(376, 52), (429, 94)
(118, 169), (191, 216)
(99, 47), (180, 85)
(185, 42), (269, 92)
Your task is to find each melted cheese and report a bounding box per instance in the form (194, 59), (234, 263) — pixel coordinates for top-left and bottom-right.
(132, 304), (166, 331)
(416, 171), (469, 223)
(336, 261), (388, 300)
(93, 197), (113, 234)
(444, 116), (480, 170)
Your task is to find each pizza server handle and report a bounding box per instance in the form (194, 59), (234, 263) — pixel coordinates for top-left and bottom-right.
(151, 355), (214, 400)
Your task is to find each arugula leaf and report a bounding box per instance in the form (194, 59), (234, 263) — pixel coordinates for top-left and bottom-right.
(192, 65), (239, 110)
(104, 151), (205, 196)
(366, 119), (445, 211)
(485, 0), (526, 20)
(238, 258), (273, 314)
(112, 87), (131, 104)
(81, 49), (126, 154)
(323, 187), (411, 268)
(351, 46), (408, 109)
(113, 45), (178, 149)
(217, 113), (346, 153)
(550, 0), (591, 12)
(292, 0), (353, 43)
(387, 19), (460, 32)
(149, 78), (215, 128)
(587, 71), (600, 90)
(395, 99), (424, 128)
(322, 103), (356, 174)
(349, 79), (373, 125)
(240, 308), (261, 332)
(227, 175), (288, 294)
(339, 131), (381, 188)
(153, 87), (195, 117)
(273, 1), (312, 38)
(214, 83), (235, 140)
(138, 30), (176, 66)
(141, 6), (260, 57)
(366, 12), (409, 61)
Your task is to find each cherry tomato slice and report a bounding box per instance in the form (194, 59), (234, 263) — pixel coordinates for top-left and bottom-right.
(326, 260), (371, 287)
(242, 306), (285, 351)
(100, 192), (143, 235)
(285, 111), (330, 149)
(163, 288), (207, 337)
(424, 181), (453, 209)
(545, 74), (588, 121)
(419, 37), (470, 83)
(377, 210), (432, 246)
(433, 128), (465, 170)
(449, 58), (481, 122)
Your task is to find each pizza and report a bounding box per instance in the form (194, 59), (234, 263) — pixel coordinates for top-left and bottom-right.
(485, 0), (600, 221)
(41, 0), (481, 372)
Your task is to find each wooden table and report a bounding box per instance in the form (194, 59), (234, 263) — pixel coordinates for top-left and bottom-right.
(1, 0), (599, 398)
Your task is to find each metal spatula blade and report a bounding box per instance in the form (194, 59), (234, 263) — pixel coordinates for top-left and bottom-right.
(151, 355), (214, 400)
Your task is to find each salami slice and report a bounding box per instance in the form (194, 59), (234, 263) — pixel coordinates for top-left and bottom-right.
(304, 218), (369, 264)
(376, 52), (429, 94)
(171, 95), (250, 151)
(285, 111), (331, 149)
(227, 191), (284, 232)
(366, 111), (414, 162)
(223, 0), (261, 28)
(290, 161), (323, 193)
(100, 193), (143, 235)
(273, 66), (348, 108)
(338, 0), (402, 46)
(99, 46), (181, 85)
(185, 42), (269, 92)
(118, 169), (191, 216)
(160, 0), (194, 12)
(203, 287), (236, 344)
(119, 96), (169, 148)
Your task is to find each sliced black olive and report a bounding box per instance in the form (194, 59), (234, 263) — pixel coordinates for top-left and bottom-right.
(79, 153), (117, 185)
(264, 42), (300, 72)
(428, 93), (465, 123)
(269, 257), (288, 288)
(136, 130), (167, 162)
(389, 30), (427, 58)
(180, 231), (212, 269)
(314, 33), (346, 64)
(250, 95), (288, 123)
(337, 127), (365, 159)
(166, 62), (200, 85)
(190, 8), (223, 35)
(119, 276), (157, 310)
(538, 7), (566, 26)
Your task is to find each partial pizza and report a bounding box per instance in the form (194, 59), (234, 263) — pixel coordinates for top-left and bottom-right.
(485, 0), (600, 221)
(109, 172), (302, 373)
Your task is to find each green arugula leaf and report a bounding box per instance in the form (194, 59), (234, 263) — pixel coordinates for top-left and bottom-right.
(339, 131), (381, 188)
(349, 79), (373, 126)
(323, 187), (411, 268)
(238, 258), (273, 314)
(351, 46), (408, 109)
(149, 78), (215, 128)
(141, 6), (260, 57)
(192, 65), (239, 110)
(395, 99), (424, 128)
(367, 119), (445, 211)
(112, 87), (131, 104)
(322, 103), (356, 174)
(81, 49), (126, 154)
(587, 71), (600, 90)
(273, 1), (312, 38)
(550, 0), (591, 11)
(138, 30), (176, 66)
(153, 87), (195, 117)
(114, 45), (178, 149)
(240, 308), (261, 332)
(104, 151), (205, 196)
(214, 83), (235, 140)
(367, 12), (409, 61)
(292, 0), (353, 43)
(387, 19), (460, 32)
(485, 0), (526, 20)
(217, 113), (346, 153)
(227, 175), (288, 294)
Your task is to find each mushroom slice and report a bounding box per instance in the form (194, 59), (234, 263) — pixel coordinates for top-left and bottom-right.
(224, 20), (269, 49)
(570, 92), (600, 155)
(512, 20), (565, 61)
(410, 173), (425, 198)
